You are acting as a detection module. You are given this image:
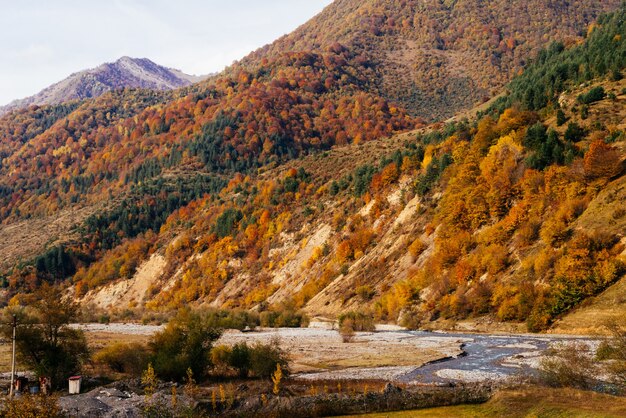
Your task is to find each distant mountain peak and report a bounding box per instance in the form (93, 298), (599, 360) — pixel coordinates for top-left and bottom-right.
(0, 57), (209, 116)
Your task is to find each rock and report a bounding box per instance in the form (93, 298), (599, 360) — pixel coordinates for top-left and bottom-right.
(98, 388), (131, 399)
(58, 396), (112, 417)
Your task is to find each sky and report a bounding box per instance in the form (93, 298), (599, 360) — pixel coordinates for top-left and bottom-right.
(0, 0), (334, 105)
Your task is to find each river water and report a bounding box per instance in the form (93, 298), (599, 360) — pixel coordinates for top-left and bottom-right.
(400, 331), (597, 384)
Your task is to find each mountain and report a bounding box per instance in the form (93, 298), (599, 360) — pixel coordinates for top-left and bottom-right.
(240, 0), (621, 121)
(0, 1), (625, 333)
(74, 9), (626, 332)
(0, 57), (208, 116)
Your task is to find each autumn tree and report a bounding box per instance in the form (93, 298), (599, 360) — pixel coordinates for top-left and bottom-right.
(1, 284), (89, 389)
(584, 140), (622, 179)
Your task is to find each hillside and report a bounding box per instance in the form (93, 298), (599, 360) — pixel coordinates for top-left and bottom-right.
(240, 0), (621, 120)
(69, 7), (626, 333)
(0, 57), (208, 116)
(1, 3), (626, 333)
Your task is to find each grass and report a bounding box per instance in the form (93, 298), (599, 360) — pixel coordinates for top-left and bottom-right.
(85, 331), (150, 353)
(552, 273), (626, 335)
(0, 340), (17, 373)
(344, 386), (626, 418)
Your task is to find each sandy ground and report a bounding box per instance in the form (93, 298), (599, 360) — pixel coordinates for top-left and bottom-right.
(72, 323), (164, 335)
(219, 328), (464, 374)
(68, 324), (464, 377)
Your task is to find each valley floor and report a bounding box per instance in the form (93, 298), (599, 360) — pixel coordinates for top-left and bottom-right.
(69, 323), (600, 385)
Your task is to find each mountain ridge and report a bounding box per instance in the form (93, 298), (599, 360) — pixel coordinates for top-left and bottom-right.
(0, 57), (209, 116)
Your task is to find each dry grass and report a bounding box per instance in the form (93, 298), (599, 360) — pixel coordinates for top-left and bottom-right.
(345, 385), (626, 417)
(551, 275), (626, 335)
(0, 340), (17, 374)
(575, 175), (626, 238)
(85, 331), (150, 354)
(0, 205), (99, 272)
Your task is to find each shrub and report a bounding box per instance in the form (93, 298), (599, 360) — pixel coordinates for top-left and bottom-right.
(249, 339), (289, 378)
(596, 323), (626, 385)
(338, 311), (375, 332)
(210, 339), (289, 378)
(203, 309), (259, 330)
(229, 342), (252, 377)
(1, 394), (63, 418)
(149, 309), (222, 381)
(94, 342), (150, 376)
(356, 285), (375, 301)
(408, 238), (427, 259)
(259, 309), (309, 328)
(210, 344), (232, 374)
(339, 319), (356, 343)
(577, 86), (605, 105)
(538, 342), (597, 389)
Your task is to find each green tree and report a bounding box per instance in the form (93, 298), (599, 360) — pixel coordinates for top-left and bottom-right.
(149, 309), (222, 381)
(1, 284), (89, 389)
(556, 109), (567, 126)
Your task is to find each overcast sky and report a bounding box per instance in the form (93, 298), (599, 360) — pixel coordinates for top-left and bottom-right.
(0, 0), (333, 105)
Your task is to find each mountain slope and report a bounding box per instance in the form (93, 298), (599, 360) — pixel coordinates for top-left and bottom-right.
(72, 7), (626, 332)
(0, 57), (208, 116)
(1, 2), (626, 334)
(240, 0), (621, 121)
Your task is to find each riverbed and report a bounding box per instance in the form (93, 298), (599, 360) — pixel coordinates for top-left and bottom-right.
(70, 323), (599, 384)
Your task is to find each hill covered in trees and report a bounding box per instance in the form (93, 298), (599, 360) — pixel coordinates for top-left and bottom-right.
(1, 1), (625, 333)
(240, 0), (621, 120)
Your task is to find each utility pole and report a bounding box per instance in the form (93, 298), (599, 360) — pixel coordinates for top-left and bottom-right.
(9, 314), (16, 397)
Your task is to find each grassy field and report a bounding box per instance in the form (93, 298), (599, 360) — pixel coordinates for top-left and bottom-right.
(345, 386), (626, 418)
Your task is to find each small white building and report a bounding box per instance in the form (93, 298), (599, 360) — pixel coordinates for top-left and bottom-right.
(68, 376), (82, 394)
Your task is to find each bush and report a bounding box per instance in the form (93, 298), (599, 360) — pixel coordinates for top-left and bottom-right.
(203, 309), (259, 330)
(339, 319), (356, 343)
(149, 309), (222, 381)
(259, 309), (309, 328)
(596, 323), (626, 385)
(356, 285), (376, 301)
(338, 311), (375, 332)
(1, 394), (63, 418)
(249, 339), (289, 378)
(538, 342), (596, 389)
(94, 342), (150, 376)
(210, 339), (289, 378)
(577, 86), (605, 105)
(229, 342), (252, 377)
